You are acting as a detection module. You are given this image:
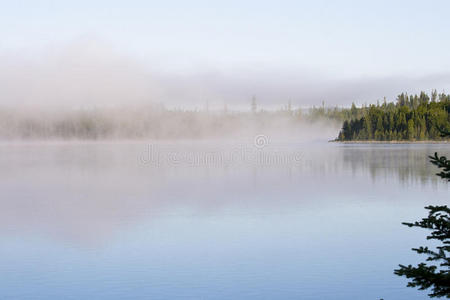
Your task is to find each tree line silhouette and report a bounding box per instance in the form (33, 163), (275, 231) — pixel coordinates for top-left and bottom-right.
(337, 90), (450, 141)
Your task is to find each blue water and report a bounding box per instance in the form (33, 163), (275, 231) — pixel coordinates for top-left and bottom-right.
(0, 141), (448, 299)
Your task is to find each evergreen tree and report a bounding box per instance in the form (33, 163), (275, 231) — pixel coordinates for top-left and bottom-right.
(351, 102), (357, 119)
(394, 130), (450, 298)
(375, 115), (384, 140)
(336, 91), (450, 142)
(407, 119), (416, 140)
(394, 206), (450, 298)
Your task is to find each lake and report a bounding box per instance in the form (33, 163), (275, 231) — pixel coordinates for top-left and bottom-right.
(0, 140), (448, 299)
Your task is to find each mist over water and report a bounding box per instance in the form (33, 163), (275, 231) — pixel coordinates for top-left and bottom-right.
(0, 104), (341, 141)
(2, 1), (450, 299)
(0, 141), (447, 299)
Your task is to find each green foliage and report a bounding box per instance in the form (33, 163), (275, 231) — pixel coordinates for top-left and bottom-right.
(395, 128), (450, 297)
(394, 206), (450, 298)
(429, 129), (450, 181)
(429, 153), (450, 181)
(336, 90), (450, 141)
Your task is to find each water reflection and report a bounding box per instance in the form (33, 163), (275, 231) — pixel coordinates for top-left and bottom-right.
(0, 142), (448, 244)
(338, 144), (448, 186)
(0, 141), (448, 299)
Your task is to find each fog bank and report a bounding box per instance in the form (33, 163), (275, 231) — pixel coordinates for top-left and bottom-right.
(0, 105), (340, 142)
(1, 40), (450, 109)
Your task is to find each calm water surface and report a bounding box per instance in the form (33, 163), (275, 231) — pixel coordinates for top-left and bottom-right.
(0, 140), (448, 299)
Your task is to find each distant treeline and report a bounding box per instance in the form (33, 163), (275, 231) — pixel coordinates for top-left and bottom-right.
(0, 103), (341, 140)
(336, 90), (450, 141)
(3, 91), (448, 140)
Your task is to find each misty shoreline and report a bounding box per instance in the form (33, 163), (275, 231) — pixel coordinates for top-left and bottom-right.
(331, 140), (450, 144)
(0, 106), (341, 141)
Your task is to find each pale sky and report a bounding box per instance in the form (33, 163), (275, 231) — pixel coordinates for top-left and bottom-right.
(1, 0), (450, 107)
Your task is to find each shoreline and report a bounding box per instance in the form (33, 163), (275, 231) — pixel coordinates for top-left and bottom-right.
(330, 140), (450, 144)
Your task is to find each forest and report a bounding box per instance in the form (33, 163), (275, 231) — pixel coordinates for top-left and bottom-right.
(336, 90), (450, 141)
(1, 90), (449, 141)
(0, 100), (342, 140)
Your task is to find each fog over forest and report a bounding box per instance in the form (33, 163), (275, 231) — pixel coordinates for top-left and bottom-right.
(1, 39), (449, 141)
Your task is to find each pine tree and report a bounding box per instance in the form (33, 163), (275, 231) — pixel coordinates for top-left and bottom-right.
(394, 206), (450, 298)
(351, 102), (357, 119)
(375, 116), (384, 140)
(394, 130), (450, 298)
(407, 119), (416, 140)
(336, 91), (450, 142)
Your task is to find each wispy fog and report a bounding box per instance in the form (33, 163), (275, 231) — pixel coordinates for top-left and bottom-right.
(0, 105), (340, 141)
(1, 39), (449, 109)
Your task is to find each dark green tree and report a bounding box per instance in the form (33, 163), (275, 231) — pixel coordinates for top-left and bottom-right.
(336, 91), (450, 142)
(394, 130), (450, 298)
(394, 206), (450, 298)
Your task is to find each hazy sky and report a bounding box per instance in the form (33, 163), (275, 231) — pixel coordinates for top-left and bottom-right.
(1, 0), (450, 107)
